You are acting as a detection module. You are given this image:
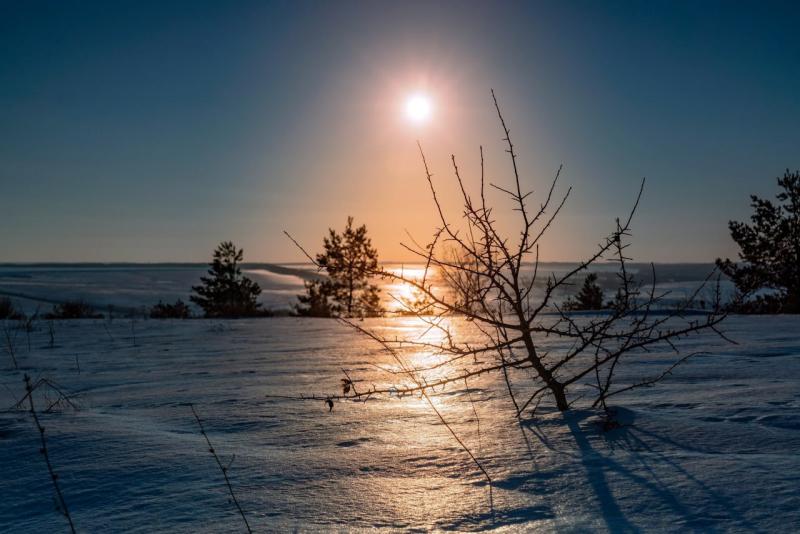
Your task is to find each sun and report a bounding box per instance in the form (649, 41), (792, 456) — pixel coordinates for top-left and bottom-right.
(405, 93), (432, 123)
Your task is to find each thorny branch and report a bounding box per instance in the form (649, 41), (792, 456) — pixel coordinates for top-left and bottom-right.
(278, 91), (733, 484)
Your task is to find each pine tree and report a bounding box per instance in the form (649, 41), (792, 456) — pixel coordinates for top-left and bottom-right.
(716, 169), (800, 313)
(606, 286), (629, 312)
(297, 217), (382, 317)
(564, 273), (605, 311)
(191, 241), (262, 318)
(296, 279), (340, 317)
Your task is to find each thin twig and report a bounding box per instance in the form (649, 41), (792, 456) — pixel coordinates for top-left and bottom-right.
(24, 374), (76, 533)
(190, 404), (252, 533)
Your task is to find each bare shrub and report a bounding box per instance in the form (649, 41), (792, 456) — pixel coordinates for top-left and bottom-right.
(45, 300), (103, 320)
(149, 299), (192, 319)
(22, 374), (77, 533)
(0, 297), (23, 320)
(281, 93), (729, 479)
(13, 376), (80, 413)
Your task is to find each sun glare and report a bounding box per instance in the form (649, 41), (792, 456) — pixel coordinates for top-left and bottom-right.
(405, 93), (432, 123)
(385, 267), (431, 312)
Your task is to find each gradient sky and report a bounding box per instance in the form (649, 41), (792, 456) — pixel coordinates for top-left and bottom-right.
(1, 0), (798, 263)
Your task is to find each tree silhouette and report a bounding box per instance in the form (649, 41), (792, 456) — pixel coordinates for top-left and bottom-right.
(716, 169), (800, 313)
(149, 299), (192, 319)
(45, 300), (102, 319)
(296, 279), (340, 317)
(279, 93), (729, 485)
(191, 241), (262, 318)
(297, 217), (382, 317)
(283, 92), (728, 415)
(0, 297), (22, 320)
(564, 273), (605, 311)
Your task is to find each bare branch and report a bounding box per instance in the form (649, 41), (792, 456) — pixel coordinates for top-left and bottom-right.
(190, 404), (253, 533)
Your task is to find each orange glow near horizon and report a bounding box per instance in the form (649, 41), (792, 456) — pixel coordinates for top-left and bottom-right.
(243, 67), (579, 265)
(385, 266), (433, 312)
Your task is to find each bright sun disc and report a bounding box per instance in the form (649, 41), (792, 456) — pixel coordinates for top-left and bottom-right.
(405, 94), (432, 123)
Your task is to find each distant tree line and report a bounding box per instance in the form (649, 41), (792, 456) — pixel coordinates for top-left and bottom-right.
(561, 170), (800, 315)
(149, 300), (192, 319)
(6, 167), (796, 322)
(0, 297), (23, 320)
(181, 224), (384, 319)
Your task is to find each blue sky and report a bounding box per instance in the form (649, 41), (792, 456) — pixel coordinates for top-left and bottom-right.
(1, 0), (798, 262)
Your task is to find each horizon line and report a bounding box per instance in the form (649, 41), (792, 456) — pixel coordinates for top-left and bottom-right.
(0, 259), (719, 266)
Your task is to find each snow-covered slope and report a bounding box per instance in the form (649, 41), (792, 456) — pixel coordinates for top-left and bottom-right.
(1, 315), (798, 532)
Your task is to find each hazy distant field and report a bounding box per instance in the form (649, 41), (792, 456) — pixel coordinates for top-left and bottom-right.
(0, 262), (730, 316)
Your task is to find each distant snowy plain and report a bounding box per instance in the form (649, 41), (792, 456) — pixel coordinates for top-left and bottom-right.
(1, 265), (798, 532)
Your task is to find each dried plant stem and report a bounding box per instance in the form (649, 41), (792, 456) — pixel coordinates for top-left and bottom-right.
(24, 374), (76, 533)
(190, 404), (252, 533)
(14, 377), (79, 413)
(48, 321), (56, 349)
(3, 323), (19, 369)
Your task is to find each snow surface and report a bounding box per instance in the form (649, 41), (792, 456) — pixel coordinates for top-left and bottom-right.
(0, 265), (798, 532)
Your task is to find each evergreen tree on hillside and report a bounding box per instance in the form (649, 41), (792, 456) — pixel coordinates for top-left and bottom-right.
(564, 273), (605, 311)
(297, 217), (382, 317)
(296, 279), (340, 318)
(606, 286), (632, 313)
(716, 169), (800, 313)
(191, 241), (262, 317)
